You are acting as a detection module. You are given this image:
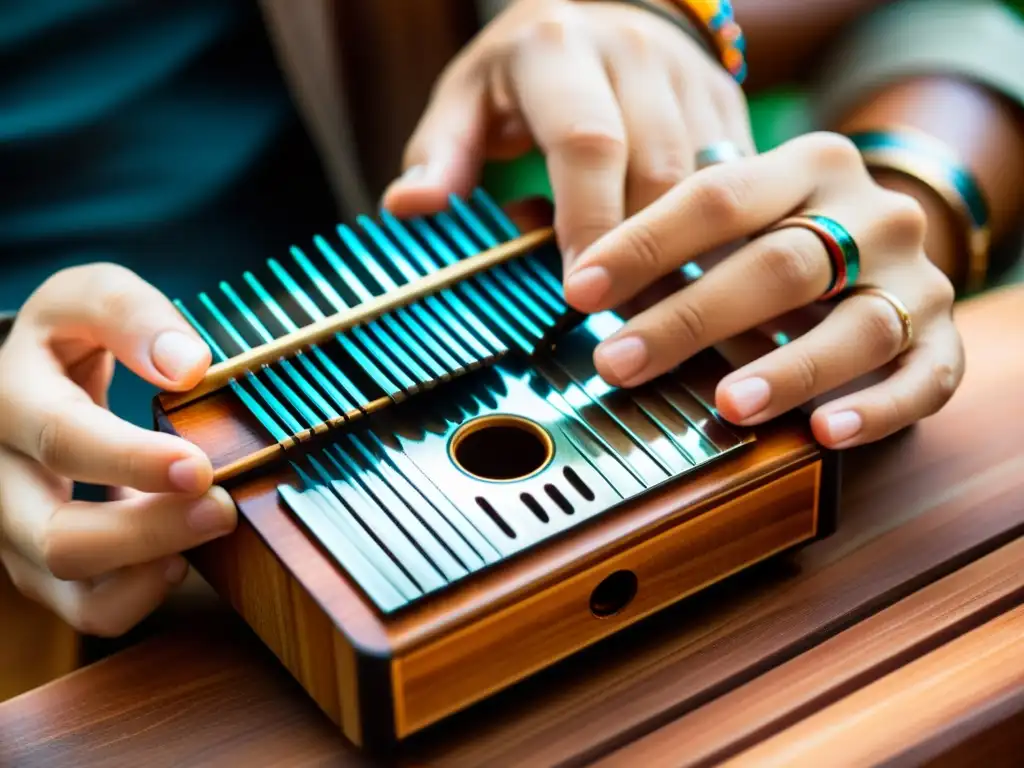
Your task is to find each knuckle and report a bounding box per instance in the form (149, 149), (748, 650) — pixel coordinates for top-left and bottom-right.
(521, 12), (576, 49)
(633, 151), (689, 194)
(922, 262), (956, 310)
(862, 299), (906, 360)
(35, 415), (70, 473)
(691, 173), (750, 227)
(802, 131), (863, 172)
(553, 125), (627, 162)
(618, 22), (655, 58)
(67, 603), (125, 638)
(95, 276), (142, 324)
(879, 189), (928, 246)
(38, 522), (78, 581)
(665, 300), (706, 347)
(929, 359), (961, 407)
(621, 220), (666, 272)
(758, 235), (824, 291)
(876, 392), (910, 433)
(790, 352), (820, 394)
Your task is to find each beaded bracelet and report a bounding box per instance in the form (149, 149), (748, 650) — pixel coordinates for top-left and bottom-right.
(847, 128), (991, 294)
(664, 0), (747, 83)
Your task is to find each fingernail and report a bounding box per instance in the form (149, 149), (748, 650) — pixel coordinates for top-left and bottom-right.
(164, 556), (189, 584)
(399, 164), (426, 183)
(168, 456), (211, 494)
(825, 410), (863, 443)
(185, 488), (236, 536)
(564, 266), (611, 307)
(152, 330), (209, 382)
(595, 336), (648, 383)
(723, 377), (771, 420)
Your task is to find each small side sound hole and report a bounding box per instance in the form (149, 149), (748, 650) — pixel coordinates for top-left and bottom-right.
(450, 416), (553, 482)
(589, 570), (638, 618)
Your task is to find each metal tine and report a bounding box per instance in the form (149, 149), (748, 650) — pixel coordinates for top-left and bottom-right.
(528, 370), (649, 493)
(333, 226), (464, 375)
(278, 485), (408, 612)
(267, 257), (402, 401)
(448, 194), (566, 317)
(311, 236), (444, 384)
(326, 439), (468, 582)
(531, 356), (668, 487)
(284, 464), (417, 607)
(547, 330), (679, 476)
(435, 210), (556, 333)
(174, 300), (290, 442)
(351, 432), (495, 568)
(218, 281), (340, 424)
(243, 271), (364, 413)
(290, 246), (423, 394)
(379, 211), (507, 358)
(198, 292), (317, 433)
(555, 419), (646, 498)
(408, 216), (538, 355)
(470, 188), (566, 298)
(631, 388), (719, 464)
(308, 452), (446, 594)
(365, 431), (512, 560)
(356, 217), (479, 369)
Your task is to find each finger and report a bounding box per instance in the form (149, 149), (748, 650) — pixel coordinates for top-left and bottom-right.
(710, 75), (756, 156)
(604, 47), (691, 216)
(1, 546), (189, 638)
(672, 69), (723, 162)
(562, 132), (863, 312)
(0, 448), (235, 580)
(25, 263), (212, 391)
(0, 370), (212, 491)
(508, 17), (628, 271)
(381, 70), (488, 217)
(591, 226), (834, 387)
(67, 348), (115, 407)
(809, 319), (963, 449)
(713, 286), (926, 426)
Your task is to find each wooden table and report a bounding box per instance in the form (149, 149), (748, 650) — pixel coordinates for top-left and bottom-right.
(2, 285), (1023, 768)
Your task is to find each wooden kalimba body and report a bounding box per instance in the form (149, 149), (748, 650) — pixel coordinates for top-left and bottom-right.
(153, 189), (840, 751)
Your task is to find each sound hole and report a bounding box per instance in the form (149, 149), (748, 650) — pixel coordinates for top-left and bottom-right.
(590, 570), (638, 618)
(450, 415), (554, 482)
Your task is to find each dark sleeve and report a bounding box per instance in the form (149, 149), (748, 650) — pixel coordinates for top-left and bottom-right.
(0, 312), (15, 348)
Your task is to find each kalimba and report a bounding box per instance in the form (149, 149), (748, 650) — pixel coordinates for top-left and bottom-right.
(154, 189), (840, 751)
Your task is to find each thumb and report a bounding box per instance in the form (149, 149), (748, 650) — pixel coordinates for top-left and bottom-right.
(27, 263), (211, 392)
(381, 74), (488, 217)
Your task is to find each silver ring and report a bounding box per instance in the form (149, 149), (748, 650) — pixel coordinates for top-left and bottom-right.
(695, 141), (745, 170)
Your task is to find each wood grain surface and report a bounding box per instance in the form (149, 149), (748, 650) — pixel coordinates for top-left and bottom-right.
(720, 604), (1024, 767)
(596, 534), (1024, 767)
(1, 283), (1022, 767)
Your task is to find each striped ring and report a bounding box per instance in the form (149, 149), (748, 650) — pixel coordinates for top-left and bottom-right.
(769, 213), (861, 301)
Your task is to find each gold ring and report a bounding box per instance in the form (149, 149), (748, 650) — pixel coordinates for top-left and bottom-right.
(846, 285), (914, 354)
